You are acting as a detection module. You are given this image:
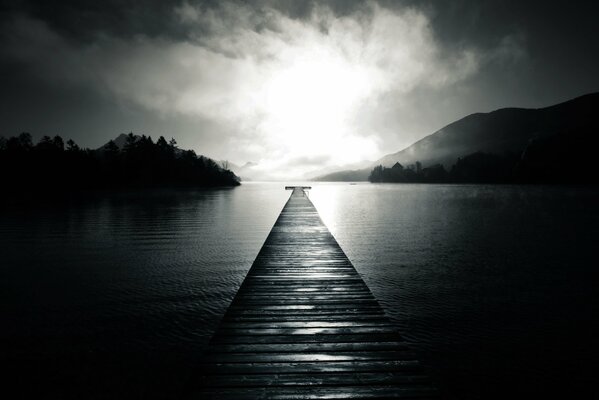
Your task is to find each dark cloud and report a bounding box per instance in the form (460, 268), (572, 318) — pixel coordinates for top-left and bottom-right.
(2, 0), (186, 42)
(5, 0), (599, 53)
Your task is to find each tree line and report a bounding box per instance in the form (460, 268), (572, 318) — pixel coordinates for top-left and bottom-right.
(0, 132), (240, 195)
(369, 153), (518, 183)
(369, 127), (599, 184)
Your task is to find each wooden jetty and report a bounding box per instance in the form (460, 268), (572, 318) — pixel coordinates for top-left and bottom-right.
(189, 186), (436, 399)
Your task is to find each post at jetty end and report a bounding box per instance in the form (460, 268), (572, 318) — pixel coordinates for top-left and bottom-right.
(285, 185), (312, 196)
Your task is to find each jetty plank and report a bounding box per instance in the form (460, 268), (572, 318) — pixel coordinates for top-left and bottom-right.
(187, 186), (436, 399)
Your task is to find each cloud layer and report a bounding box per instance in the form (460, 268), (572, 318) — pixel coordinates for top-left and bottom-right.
(4, 1), (596, 179)
(2, 1), (486, 178)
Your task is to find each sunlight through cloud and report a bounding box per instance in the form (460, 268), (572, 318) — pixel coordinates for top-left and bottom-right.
(3, 1), (482, 179)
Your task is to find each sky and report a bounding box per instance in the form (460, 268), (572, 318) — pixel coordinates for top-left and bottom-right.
(1, 0), (598, 179)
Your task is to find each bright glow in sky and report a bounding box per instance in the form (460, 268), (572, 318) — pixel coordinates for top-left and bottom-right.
(261, 52), (376, 166)
(4, 1), (489, 180)
(4, 0), (598, 181)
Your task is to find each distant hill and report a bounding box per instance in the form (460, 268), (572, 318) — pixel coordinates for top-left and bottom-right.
(314, 92), (599, 181)
(305, 159), (372, 181)
(222, 161), (259, 181)
(312, 168), (370, 182)
(98, 133), (184, 156)
(98, 133), (133, 151)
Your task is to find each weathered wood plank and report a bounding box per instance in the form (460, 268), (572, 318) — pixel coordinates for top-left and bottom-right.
(200, 351), (420, 364)
(186, 187), (435, 399)
(223, 315), (390, 323)
(205, 341), (409, 353)
(199, 360), (425, 374)
(218, 321), (396, 329)
(234, 295), (375, 300)
(199, 372), (431, 388)
(209, 333), (404, 344)
(195, 385), (438, 400)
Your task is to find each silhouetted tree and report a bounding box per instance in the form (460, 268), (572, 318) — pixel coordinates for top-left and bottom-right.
(53, 136), (64, 151)
(421, 164), (448, 182)
(369, 165), (384, 182)
(66, 139), (80, 152)
(36, 135), (54, 151)
(103, 140), (119, 156)
(18, 132), (33, 149)
(124, 132), (138, 154)
(0, 132), (240, 198)
(156, 136), (169, 151)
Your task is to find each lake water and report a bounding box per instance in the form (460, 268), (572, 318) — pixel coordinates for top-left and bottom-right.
(1, 182), (597, 398)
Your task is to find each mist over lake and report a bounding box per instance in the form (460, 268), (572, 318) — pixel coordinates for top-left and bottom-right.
(2, 183), (596, 398)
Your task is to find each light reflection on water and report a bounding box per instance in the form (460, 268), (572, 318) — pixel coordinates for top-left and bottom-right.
(311, 183), (598, 399)
(0, 183), (289, 398)
(1, 182), (597, 399)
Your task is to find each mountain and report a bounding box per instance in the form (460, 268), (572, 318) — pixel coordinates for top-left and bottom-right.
(312, 168), (370, 182)
(97, 133), (135, 151)
(314, 92), (599, 181)
(223, 161), (260, 181)
(305, 159), (372, 180)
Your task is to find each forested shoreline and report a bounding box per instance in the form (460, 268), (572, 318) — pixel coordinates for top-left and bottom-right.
(0, 133), (240, 196)
(369, 127), (599, 184)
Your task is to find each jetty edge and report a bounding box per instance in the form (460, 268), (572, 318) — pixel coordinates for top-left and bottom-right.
(187, 186), (437, 399)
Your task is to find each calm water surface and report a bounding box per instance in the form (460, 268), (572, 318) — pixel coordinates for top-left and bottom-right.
(311, 184), (598, 399)
(1, 182), (597, 398)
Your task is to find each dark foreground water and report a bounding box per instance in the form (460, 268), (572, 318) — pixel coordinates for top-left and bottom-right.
(1, 183), (597, 398)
